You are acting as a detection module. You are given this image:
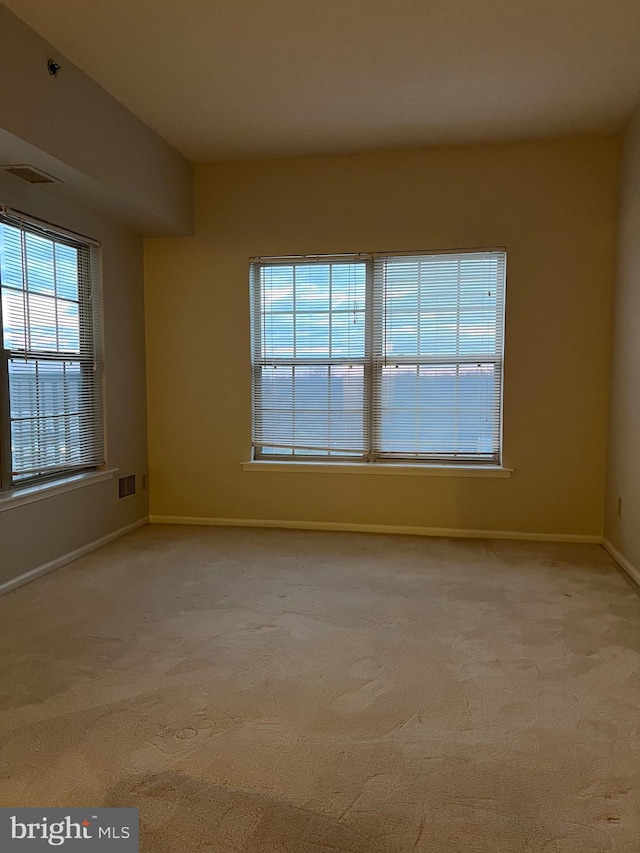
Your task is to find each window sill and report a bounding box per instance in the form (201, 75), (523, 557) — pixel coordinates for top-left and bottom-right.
(241, 461), (513, 478)
(0, 468), (118, 513)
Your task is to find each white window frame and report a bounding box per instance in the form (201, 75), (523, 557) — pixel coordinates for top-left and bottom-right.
(250, 248), (506, 468)
(0, 207), (105, 492)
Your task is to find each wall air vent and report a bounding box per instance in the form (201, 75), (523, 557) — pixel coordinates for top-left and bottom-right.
(0, 165), (60, 185)
(118, 474), (136, 499)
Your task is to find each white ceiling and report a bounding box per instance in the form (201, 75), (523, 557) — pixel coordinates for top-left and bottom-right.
(4, 0), (640, 163)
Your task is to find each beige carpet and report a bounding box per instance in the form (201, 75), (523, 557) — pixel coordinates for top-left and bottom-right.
(1, 526), (640, 852)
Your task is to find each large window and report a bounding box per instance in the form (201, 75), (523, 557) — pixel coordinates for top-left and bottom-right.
(250, 249), (505, 465)
(0, 208), (104, 489)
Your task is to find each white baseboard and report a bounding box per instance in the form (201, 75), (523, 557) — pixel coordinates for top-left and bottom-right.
(150, 515), (601, 544)
(602, 538), (640, 587)
(1, 514), (613, 599)
(0, 516), (149, 597)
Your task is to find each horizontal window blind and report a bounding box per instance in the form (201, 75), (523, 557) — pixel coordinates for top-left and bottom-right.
(373, 251), (505, 463)
(250, 249), (505, 465)
(251, 258), (368, 458)
(0, 210), (104, 485)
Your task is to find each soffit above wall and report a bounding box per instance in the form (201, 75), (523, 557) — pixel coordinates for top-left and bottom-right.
(0, 4), (192, 236)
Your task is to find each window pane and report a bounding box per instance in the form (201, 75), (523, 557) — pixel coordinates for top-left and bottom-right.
(25, 232), (55, 295)
(56, 300), (81, 353)
(9, 359), (98, 476)
(295, 264), (330, 312)
(256, 261), (366, 360)
(0, 224), (23, 289)
(261, 265), (293, 312)
(26, 292), (57, 351)
(1, 227), (83, 355)
(263, 313), (294, 358)
(382, 254), (503, 359)
(1, 288), (26, 350)
(254, 364), (365, 455)
(9, 360), (83, 420)
(418, 312), (457, 356)
(378, 363), (499, 458)
(55, 244), (79, 300)
(296, 312), (329, 357)
(331, 312), (365, 358)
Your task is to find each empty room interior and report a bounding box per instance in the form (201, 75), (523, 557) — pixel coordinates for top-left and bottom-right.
(2, 1), (640, 850)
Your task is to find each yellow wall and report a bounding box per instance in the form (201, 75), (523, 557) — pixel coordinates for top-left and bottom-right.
(145, 137), (618, 536)
(605, 105), (640, 565)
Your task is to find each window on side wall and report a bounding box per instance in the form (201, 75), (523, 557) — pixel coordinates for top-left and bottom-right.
(0, 207), (104, 490)
(249, 249), (506, 466)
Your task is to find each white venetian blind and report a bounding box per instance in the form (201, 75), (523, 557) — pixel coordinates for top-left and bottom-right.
(0, 209), (104, 483)
(372, 250), (505, 464)
(250, 256), (369, 459)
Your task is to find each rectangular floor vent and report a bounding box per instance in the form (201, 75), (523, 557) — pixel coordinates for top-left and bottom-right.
(118, 474), (136, 499)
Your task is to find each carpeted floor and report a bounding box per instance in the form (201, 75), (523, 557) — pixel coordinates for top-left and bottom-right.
(1, 525), (640, 852)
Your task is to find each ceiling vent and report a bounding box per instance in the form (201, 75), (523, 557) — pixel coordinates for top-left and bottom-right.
(0, 165), (61, 185)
